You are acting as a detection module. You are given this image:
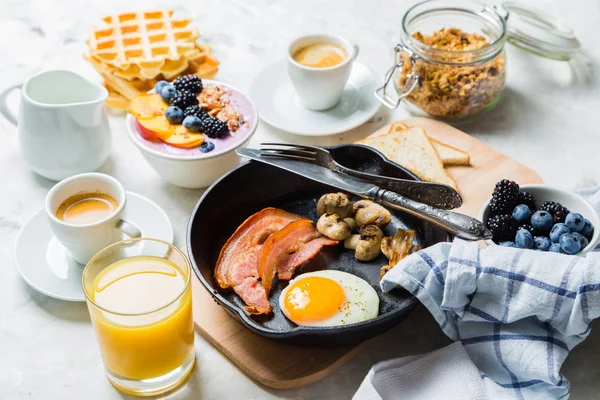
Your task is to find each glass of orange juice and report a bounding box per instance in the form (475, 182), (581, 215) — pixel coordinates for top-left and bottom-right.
(83, 238), (195, 396)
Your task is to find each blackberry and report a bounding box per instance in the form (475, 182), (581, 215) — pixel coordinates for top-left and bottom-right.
(540, 201), (570, 223)
(518, 223), (539, 237)
(487, 214), (517, 243)
(184, 105), (208, 120)
(540, 201), (558, 213)
(170, 90), (198, 109)
(201, 117), (228, 139)
(490, 179), (520, 215)
(518, 191), (536, 211)
(554, 208), (570, 224)
(173, 74), (203, 94)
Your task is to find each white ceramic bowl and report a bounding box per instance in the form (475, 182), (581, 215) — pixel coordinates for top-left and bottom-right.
(125, 80), (258, 189)
(479, 184), (600, 255)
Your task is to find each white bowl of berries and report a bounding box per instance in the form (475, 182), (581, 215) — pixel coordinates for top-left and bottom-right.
(125, 76), (258, 189)
(479, 181), (600, 256)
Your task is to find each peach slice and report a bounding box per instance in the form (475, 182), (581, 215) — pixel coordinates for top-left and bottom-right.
(136, 121), (161, 141)
(129, 94), (168, 120)
(163, 126), (204, 148)
(137, 116), (175, 141)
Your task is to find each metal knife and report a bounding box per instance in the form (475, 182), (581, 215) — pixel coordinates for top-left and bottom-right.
(237, 148), (492, 241)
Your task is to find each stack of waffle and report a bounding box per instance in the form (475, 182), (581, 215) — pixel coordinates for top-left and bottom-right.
(84, 10), (219, 109)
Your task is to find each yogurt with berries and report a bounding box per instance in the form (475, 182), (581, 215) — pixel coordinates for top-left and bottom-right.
(127, 79), (257, 159)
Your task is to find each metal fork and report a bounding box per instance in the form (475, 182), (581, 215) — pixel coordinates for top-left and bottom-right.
(260, 143), (462, 209)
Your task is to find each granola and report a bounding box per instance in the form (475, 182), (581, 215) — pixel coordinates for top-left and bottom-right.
(199, 85), (244, 132)
(396, 28), (506, 119)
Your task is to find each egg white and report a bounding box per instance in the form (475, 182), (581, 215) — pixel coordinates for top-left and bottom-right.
(279, 270), (379, 327)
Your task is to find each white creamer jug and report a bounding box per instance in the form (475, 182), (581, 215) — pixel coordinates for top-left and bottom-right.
(0, 70), (112, 181)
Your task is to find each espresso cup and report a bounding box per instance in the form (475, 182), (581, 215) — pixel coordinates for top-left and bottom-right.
(45, 173), (140, 264)
(288, 34), (359, 111)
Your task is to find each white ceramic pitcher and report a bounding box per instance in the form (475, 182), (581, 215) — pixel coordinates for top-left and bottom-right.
(0, 70), (112, 181)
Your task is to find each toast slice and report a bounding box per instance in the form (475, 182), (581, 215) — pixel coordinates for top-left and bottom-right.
(370, 121), (409, 138)
(358, 126), (458, 190)
(367, 121), (408, 139)
(367, 121), (469, 166)
(386, 121), (410, 135)
(430, 139), (470, 166)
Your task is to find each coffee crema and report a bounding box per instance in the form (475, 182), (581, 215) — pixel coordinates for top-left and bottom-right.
(56, 192), (118, 225)
(292, 42), (348, 68)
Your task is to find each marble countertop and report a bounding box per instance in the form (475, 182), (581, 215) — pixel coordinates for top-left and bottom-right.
(1, 0), (600, 398)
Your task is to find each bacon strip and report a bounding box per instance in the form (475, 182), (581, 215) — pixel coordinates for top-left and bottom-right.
(259, 220), (339, 291)
(214, 208), (303, 314)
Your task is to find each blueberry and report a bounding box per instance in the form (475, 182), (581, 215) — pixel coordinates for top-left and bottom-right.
(565, 213), (585, 233)
(581, 219), (594, 239)
(183, 115), (203, 132)
(549, 223), (570, 243)
(159, 84), (177, 103)
(534, 236), (551, 251)
(515, 229), (534, 249)
(165, 106), (184, 124)
(549, 243), (562, 253)
(200, 141), (215, 153)
(154, 80), (169, 94)
(531, 210), (554, 233)
(500, 241), (517, 248)
(512, 204), (531, 223)
(559, 233), (581, 255)
(571, 232), (589, 250)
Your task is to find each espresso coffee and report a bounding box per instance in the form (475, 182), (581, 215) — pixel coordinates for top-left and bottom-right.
(292, 42), (348, 68)
(56, 192), (118, 225)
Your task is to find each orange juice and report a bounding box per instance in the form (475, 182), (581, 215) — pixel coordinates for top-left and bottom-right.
(88, 256), (194, 381)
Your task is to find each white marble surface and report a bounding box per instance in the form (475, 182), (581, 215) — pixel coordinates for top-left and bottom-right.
(1, 0), (600, 398)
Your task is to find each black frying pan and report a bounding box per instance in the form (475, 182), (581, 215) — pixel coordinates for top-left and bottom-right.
(187, 161), (449, 346)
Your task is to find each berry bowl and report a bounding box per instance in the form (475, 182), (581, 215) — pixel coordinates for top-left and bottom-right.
(478, 184), (600, 256)
(125, 79), (258, 189)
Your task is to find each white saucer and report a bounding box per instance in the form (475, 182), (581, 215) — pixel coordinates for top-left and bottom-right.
(250, 60), (381, 136)
(14, 192), (173, 302)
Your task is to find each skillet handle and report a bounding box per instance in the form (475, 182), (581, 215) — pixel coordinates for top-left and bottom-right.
(371, 188), (492, 241)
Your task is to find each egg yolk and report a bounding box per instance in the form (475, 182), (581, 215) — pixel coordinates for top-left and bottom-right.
(283, 276), (345, 323)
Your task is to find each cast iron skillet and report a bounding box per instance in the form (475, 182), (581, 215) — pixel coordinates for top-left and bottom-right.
(187, 160), (449, 346)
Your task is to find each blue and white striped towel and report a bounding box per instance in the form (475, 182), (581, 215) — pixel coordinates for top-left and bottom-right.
(377, 239), (600, 399)
(354, 184), (600, 400)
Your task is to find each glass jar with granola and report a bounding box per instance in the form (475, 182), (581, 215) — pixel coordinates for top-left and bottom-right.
(375, 0), (581, 120)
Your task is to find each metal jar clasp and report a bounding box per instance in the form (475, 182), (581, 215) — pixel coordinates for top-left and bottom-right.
(374, 44), (419, 109)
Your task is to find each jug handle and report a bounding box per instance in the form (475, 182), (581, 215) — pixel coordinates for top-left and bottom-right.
(0, 84), (22, 125)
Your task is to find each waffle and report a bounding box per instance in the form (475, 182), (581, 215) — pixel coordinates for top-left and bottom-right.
(85, 10), (219, 109)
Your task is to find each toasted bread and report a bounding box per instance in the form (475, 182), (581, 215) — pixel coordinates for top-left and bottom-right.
(386, 121), (410, 135)
(370, 121), (409, 138)
(366, 121), (469, 166)
(358, 126), (458, 190)
(430, 139), (470, 166)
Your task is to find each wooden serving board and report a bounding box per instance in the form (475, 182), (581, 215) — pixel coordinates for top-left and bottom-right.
(192, 117), (543, 390)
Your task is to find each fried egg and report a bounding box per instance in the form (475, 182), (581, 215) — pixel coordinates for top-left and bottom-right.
(279, 270), (379, 327)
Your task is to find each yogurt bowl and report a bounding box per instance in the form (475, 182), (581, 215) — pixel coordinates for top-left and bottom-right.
(126, 80), (258, 189)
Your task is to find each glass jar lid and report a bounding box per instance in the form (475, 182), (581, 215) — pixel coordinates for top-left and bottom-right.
(500, 1), (580, 61)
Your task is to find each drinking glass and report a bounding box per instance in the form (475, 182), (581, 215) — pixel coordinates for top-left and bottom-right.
(83, 238), (195, 396)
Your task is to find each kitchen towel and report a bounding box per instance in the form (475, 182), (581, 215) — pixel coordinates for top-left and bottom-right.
(354, 238), (600, 399)
(353, 341), (487, 400)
